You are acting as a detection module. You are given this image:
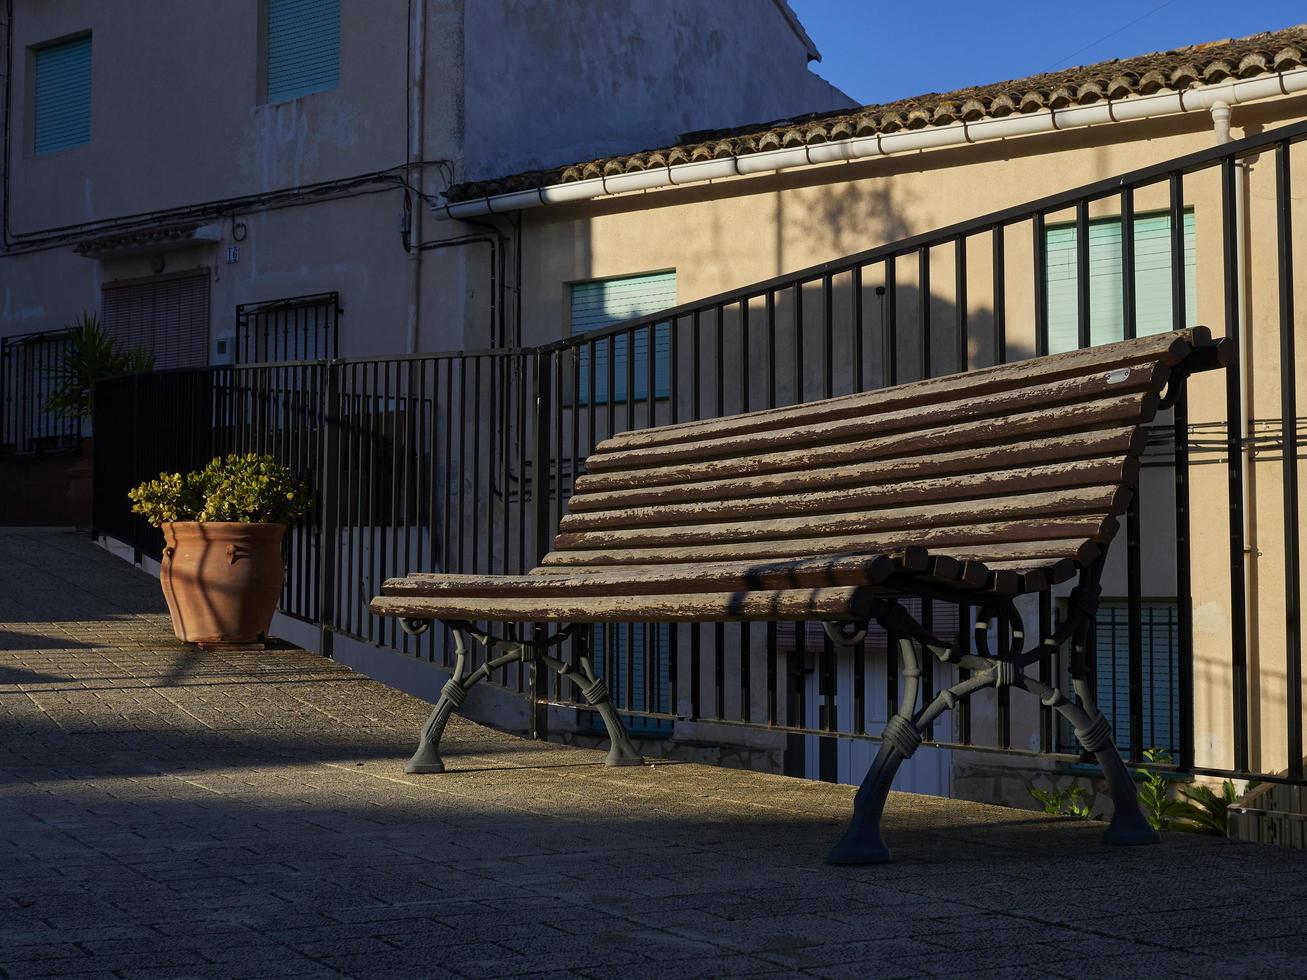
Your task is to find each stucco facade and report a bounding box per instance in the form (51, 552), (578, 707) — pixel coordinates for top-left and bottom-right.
(0, 0), (847, 359)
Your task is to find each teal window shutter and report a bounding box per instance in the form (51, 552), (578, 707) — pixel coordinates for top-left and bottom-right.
(1045, 210), (1197, 353)
(1092, 601), (1181, 759)
(266, 0), (340, 103)
(34, 35), (92, 155)
(572, 272), (676, 403)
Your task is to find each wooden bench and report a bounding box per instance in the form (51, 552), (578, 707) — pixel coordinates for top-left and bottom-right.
(371, 327), (1228, 864)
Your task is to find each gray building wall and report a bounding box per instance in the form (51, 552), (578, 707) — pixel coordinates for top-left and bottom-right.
(462, 0), (853, 180)
(1, 0), (849, 358)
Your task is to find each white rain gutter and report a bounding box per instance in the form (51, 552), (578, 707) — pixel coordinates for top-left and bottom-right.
(436, 68), (1307, 220)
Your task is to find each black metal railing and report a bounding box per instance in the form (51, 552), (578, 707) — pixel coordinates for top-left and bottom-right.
(235, 292), (340, 364)
(0, 328), (78, 457)
(93, 117), (1307, 789)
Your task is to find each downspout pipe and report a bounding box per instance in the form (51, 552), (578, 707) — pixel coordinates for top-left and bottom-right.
(1213, 100), (1256, 700)
(431, 68), (1307, 220)
(405, 0), (426, 354)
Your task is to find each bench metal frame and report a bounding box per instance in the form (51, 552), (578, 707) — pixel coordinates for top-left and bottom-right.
(399, 618), (642, 774)
(826, 554), (1158, 863)
(396, 548), (1157, 864)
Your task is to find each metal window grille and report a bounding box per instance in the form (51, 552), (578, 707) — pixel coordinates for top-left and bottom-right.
(235, 293), (340, 364)
(0, 329), (79, 457)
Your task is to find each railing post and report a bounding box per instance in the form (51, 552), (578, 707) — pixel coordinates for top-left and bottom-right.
(317, 360), (340, 659)
(530, 350), (552, 740)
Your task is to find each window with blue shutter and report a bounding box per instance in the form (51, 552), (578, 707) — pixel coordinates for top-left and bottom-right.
(1044, 210), (1197, 353)
(33, 34), (92, 155)
(265, 0), (340, 103)
(572, 272), (675, 404)
(1090, 601), (1181, 759)
(590, 624), (673, 737)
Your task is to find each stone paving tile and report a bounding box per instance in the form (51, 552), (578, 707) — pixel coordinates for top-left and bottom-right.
(4, 528), (1307, 979)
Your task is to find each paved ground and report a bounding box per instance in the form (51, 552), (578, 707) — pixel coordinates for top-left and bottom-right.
(3, 528), (1307, 979)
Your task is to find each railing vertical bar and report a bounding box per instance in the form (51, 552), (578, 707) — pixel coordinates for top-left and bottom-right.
(766, 291), (777, 408)
(822, 273), (834, 399)
(1075, 199), (1091, 351)
(852, 265), (865, 392)
(794, 283), (805, 403)
(920, 598), (935, 740)
(954, 236), (967, 373)
(919, 247), (931, 380)
(1038, 589), (1053, 753)
(1278, 140), (1304, 780)
(1170, 172), (1187, 329)
(956, 602), (971, 743)
(992, 226), (1005, 365)
(1034, 213), (1048, 357)
(883, 259), (897, 386)
(740, 298), (750, 412)
(1222, 154), (1250, 772)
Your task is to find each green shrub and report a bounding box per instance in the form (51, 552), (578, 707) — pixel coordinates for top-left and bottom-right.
(129, 454), (309, 526)
(1030, 783), (1094, 820)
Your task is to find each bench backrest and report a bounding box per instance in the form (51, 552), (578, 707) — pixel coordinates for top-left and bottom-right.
(536, 329), (1225, 594)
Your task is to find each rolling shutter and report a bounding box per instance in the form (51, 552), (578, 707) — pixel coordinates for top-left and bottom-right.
(590, 624), (673, 736)
(34, 35), (92, 154)
(572, 272), (676, 403)
(1045, 210), (1197, 354)
(102, 271), (211, 370)
(266, 0), (341, 103)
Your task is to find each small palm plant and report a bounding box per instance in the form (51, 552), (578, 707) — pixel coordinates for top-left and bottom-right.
(45, 312), (154, 420)
(1173, 779), (1246, 836)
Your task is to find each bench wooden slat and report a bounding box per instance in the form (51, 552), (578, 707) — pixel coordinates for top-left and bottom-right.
(584, 363), (1166, 473)
(382, 553), (902, 597)
(372, 586), (882, 623)
(554, 485), (1125, 552)
(572, 392), (1156, 493)
(565, 428), (1144, 513)
(540, 516), (1112, 567)
(559, 458), (1135, 532)
(595, 329), (1204, 454)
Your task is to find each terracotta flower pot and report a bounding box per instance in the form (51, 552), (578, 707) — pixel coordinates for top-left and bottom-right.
(159, 522), (286, 646)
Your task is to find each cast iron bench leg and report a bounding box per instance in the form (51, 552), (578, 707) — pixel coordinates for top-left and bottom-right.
(404, 622), (643, 774)
(828, 562), (1158, 865)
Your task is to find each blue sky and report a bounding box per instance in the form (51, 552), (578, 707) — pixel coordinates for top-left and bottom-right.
(788, 1), (1305, 106)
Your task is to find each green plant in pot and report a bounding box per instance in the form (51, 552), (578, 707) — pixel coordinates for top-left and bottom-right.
(129, 454), (309, 647)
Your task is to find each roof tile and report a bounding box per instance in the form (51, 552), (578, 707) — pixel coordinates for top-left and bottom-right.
(447, 24), (1307, 203)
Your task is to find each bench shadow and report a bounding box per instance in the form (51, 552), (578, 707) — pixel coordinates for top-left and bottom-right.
(0, 631), (95, 654)
(0, 663), (75, 685)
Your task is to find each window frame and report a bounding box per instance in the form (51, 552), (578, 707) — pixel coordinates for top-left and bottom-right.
(30, 31), (93, 156)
